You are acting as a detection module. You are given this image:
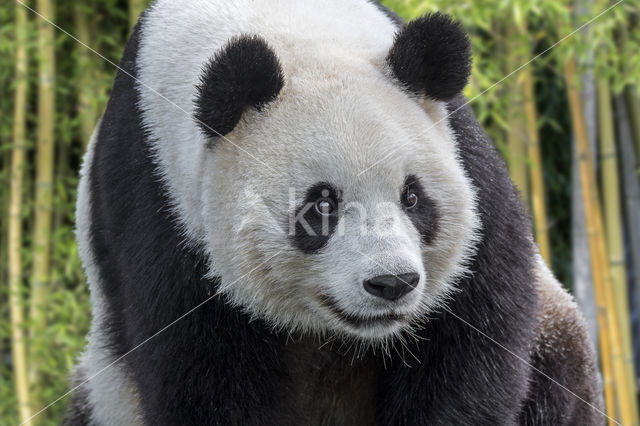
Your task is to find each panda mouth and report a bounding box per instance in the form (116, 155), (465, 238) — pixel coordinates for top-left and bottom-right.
(315, 293), (406, 328)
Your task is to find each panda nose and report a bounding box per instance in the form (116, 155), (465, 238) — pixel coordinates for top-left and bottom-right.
(363, 273), (420, 301)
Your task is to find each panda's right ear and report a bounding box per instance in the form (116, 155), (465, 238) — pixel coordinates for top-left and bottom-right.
(194, 35), (285, 140)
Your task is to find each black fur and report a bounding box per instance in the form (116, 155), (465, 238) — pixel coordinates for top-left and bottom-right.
(194, 35), (284, 139)
(290, 182), (342, 254)
(66, 6), (600, 426)
(387, 13), (472, 101)
(401, 175), (439, 245)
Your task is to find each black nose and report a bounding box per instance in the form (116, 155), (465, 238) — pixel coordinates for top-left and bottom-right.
(363, 273), (420, 301)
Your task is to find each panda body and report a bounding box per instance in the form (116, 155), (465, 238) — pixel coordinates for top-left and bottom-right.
(65, 1), (602, 425)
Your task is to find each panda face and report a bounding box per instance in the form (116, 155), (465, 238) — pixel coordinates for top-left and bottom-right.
(199, 67), (480, 341)
(137, 6), (478, 342)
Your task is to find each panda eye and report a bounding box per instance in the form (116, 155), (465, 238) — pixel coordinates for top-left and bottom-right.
(315, 199), (335, 216)
(403, 191), (419, 209)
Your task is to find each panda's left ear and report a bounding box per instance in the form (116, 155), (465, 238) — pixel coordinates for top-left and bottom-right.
(194, 35), (285, 140)
(387, 13), (471, 102)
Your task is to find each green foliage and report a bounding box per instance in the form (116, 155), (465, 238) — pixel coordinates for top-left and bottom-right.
(1, 1), (141, 424)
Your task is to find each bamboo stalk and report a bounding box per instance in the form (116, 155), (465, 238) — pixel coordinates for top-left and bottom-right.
(522, 65), (551, 264)
(513, 16), (551, 264)
(29, 0), (56, 388)
(614, 95), (640, 368)
(74, 3), (94, 148)
(572, 141), (599, 349)
(572, 34), (599, 353)
(505, 21), (529, 204)
(565, 57), (633, 425)
(504, 15), (551, 264)
(597, 77), (639, 424)
(9, 2), (33, 424)
(626, 87), (640, 169)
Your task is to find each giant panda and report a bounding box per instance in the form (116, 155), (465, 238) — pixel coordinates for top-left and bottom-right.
(64, 0), (602, 424)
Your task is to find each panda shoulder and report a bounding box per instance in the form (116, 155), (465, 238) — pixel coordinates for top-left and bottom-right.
(532, 257), (593, 361)
(527, 256), (602, 422)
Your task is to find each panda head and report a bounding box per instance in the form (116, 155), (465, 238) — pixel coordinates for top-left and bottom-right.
(153, 13), (479, 342)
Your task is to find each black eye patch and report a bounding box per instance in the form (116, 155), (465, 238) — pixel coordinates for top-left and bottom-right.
(402, 175), (439, 245)
(290, 182), (341, 254)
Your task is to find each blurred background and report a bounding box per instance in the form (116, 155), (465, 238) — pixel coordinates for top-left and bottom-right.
(0, 0), (639, 424)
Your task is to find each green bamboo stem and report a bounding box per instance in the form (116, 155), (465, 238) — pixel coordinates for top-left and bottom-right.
(74, 3), (95, 147)
(505, 22), (529, 203)
(565, 58), (621, 425)
(9, 2), (33, 424)
(29, 0), (56, 394)
(522, 64), (551, 264)
(513, 15), (551, 264)
(505, 15), (551, 264)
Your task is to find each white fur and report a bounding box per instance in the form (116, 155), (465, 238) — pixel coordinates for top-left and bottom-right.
(137, 0), (480, 340)
(74, 121), (144, 425)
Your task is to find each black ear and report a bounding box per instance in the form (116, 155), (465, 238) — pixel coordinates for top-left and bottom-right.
(387, 13), (471, 101)
(194, 35), (285, 139)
